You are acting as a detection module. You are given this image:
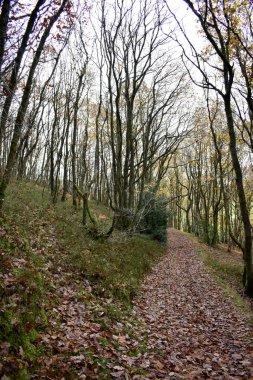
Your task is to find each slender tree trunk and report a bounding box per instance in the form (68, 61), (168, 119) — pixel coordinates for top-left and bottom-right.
(72, 70), (85, 208)
(0, 0), (45, 152)
(0, 0), (11, 75)
(62, 102), (71, 202)
(224, 95), (253, 295)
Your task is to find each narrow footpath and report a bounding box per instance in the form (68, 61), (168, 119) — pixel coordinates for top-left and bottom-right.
(133, 228), (253, 379)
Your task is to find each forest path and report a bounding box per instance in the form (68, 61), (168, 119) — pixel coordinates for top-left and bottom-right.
(133, 228), (253, 379)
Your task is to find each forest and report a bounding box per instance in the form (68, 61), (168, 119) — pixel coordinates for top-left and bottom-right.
(0, 0), (253, 379)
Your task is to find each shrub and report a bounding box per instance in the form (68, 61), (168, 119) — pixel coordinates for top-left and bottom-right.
(139, 191), (168, 243)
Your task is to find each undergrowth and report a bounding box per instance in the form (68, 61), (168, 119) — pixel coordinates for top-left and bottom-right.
(187, 233), (252, 317)
(52, 189), (164, 304)
(0, 180), (165, 378)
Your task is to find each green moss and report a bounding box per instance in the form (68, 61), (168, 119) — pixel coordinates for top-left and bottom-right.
(14, 368), (30, 380)
(49, 191), (165, 305)
(80, 235), (164, 304)
(0, 181), (166, 378)
(0, 309), (41, 359)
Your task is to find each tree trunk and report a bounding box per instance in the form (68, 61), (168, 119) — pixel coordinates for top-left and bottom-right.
(0, 0), (67, 210)
(0, 0), (45, 153)
(224, 95), (253, 295)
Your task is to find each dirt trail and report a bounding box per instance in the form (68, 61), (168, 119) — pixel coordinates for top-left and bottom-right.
(133, 228), (253, 379)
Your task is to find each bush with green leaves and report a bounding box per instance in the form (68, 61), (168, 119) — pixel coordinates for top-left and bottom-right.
(139, 191), (168, 243)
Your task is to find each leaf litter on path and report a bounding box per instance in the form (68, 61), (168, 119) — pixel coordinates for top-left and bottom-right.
(133, 228), (253, 379)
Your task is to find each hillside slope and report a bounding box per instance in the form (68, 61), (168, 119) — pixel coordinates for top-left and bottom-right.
(0, 182), (165, 379)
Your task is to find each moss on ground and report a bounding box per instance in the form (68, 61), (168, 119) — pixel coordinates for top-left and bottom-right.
(0, 181), (165, 378)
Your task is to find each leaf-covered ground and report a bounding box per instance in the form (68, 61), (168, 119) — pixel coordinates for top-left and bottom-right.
(33, 229), (253, 378)
(1, 195), (253, 380)
(0, 183), (164, 379)
(133, 229), (253, 379)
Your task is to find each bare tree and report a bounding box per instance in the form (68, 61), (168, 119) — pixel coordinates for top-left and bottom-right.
(0, 0), (71, 210)
(97, 0), (188, 228)
(165, 0), (253, 296)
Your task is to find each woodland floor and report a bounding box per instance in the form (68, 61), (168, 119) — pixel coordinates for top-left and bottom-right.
(1, 212), (253, 379)
(32, 228), (253, 379)
(133, 229), (253, 379)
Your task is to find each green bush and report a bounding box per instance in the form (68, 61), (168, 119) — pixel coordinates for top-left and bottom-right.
(140, 191), (168, 243)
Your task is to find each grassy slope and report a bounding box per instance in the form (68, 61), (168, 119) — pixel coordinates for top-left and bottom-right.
(0, 181), (165, 379)
(185, 233), (253, 318)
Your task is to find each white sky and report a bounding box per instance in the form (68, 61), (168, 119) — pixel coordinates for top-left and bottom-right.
(168, 0), (205, 51)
